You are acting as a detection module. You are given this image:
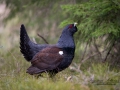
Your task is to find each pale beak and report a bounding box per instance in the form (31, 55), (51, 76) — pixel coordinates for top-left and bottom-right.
(74, 22), (78, 27)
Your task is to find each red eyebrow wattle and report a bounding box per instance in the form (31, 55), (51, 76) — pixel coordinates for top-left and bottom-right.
(69, 24), (73, 28)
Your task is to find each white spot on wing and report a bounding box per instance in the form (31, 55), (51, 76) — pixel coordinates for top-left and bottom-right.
(59, 51), (63, 55)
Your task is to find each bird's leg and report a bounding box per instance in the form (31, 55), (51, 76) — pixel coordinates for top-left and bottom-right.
(48, 72), (56, 78)
(48, 69), (59, 78)
(34, 74), (43, 79)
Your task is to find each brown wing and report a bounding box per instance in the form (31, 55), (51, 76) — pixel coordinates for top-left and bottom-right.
(30, 46), (63, 71)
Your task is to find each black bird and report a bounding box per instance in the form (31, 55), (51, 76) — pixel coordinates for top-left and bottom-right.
(20, 23), (77, 77)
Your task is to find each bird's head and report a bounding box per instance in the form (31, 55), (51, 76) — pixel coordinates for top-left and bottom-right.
(57, 23), (78, 47)
(63, 23), (78, 35)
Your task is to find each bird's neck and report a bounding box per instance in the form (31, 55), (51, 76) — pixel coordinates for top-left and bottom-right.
(57, 31), (75, 48)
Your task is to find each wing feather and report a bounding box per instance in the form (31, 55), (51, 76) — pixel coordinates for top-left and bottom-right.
(31, 46), (63, 71)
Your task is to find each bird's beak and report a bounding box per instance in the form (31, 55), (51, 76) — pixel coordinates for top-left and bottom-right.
(74, 22), (77, 27)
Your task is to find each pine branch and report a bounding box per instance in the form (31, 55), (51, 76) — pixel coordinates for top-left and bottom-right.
(102, 42), (115, 62)
(93, 39), (103, 60)
(81, 42), (88, 60)
(78, 42), (88, 69)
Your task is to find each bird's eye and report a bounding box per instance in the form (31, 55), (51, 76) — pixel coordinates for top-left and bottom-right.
(68, 24), (73, 28)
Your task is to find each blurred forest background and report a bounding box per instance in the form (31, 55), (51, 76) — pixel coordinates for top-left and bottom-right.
(0, 0), (120, 90)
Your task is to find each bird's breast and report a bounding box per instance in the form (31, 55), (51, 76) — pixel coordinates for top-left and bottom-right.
(57, 47), (75, 71)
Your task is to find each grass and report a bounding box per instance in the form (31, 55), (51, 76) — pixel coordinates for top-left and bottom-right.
(0, 47), (120, 90)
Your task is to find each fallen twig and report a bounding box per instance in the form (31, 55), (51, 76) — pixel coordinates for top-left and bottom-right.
(37, 33), (49, 44)
(78, 48), (107, 69)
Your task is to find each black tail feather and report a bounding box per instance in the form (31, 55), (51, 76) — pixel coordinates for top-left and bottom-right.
(20, 24), (49, 61)
(20, 24), (33, 61)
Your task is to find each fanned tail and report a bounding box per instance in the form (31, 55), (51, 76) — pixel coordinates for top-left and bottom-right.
(20, 24), (49, 61)
(20, 24), (33, 61)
